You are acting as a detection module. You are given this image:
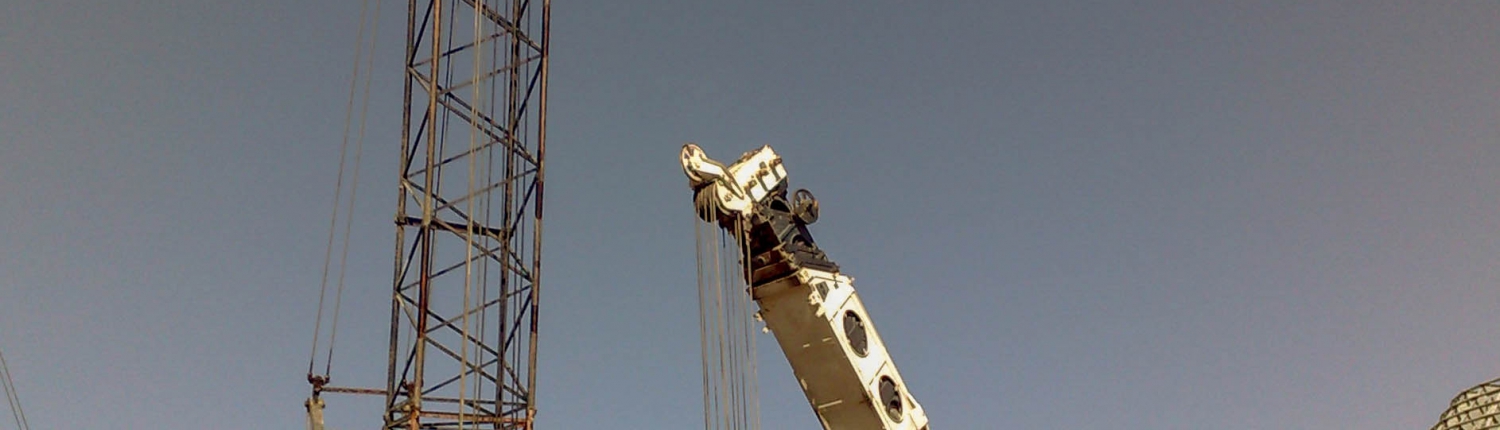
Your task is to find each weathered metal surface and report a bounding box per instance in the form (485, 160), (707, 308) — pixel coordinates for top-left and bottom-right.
(380, 0), (550, 429)
(1433, 378), (1500, 430)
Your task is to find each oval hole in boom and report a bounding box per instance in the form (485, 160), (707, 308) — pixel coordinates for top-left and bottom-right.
(842, 310), (868, 357)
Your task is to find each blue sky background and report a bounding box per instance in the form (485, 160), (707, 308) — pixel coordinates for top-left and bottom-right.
(1, 1), (1498, 429)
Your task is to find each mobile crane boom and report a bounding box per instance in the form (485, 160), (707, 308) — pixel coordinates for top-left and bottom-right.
(681, 144), (930, 430)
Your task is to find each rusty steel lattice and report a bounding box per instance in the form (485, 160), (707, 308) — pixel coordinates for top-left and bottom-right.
(1433, 378), (1500, 430)
(385, 0), (548, 429)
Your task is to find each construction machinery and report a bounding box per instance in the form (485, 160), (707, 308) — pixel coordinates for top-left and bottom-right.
(681, 144), (930, 430)
(303, 1), (549, 429)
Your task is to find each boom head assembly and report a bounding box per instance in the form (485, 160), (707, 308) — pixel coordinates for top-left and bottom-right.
(681, 143), (837, 283)
(681, 143), (791, 224)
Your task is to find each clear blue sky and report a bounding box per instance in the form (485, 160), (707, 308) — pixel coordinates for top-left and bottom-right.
(1, 1), (1497, 429)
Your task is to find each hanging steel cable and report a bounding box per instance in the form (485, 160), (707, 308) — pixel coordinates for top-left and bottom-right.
(306, 0), (380, 395)
(323, 0), (383, 381)
(695, 196), (761, 430)
(0, 346), (29, 430)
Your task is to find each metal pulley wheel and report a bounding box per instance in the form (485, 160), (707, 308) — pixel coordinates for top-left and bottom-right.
(792, 188), (819, 224)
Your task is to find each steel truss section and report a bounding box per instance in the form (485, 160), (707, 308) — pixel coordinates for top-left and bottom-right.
(386, 0), (548, 429)
(1433, 378), (1500, 430)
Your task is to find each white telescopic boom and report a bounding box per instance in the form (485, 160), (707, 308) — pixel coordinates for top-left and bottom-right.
(683, 144), (930, 430)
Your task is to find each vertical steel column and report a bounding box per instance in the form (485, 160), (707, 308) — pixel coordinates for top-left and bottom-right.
(386, 0), (548, 428)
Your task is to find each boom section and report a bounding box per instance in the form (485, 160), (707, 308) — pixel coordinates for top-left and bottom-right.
(681, 144), (930, 430)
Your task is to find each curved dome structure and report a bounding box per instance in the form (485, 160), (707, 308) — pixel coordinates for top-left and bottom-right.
(1433, 378), (1500, 430)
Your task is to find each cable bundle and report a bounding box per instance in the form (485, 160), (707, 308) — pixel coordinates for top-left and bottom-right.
(694, 201), (761, 430)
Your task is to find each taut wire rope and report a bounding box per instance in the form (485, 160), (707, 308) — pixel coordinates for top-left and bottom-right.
(457, 0), (488, 426)
(325, 0), (383, 378)
(694, 194), (761, 430)
(309, 0), (379, 379)
(0, 345), (29, 430)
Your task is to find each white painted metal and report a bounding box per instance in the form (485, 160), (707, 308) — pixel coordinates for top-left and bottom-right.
(683, 144), (929, 430)
(681, 143), (786, 216)
(753, 269), (929, 430)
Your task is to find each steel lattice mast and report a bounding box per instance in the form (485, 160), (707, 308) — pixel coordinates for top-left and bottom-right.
(385, 0), (547, 428)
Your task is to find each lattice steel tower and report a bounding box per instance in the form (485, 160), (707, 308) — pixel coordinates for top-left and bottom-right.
(386, 0), (548, 428)
(1432, 378), (1500, 430)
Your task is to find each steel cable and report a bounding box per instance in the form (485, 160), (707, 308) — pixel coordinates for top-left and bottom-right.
(695, 197), (760, 430)
(324, 0), (383, 379)
(301, 0), (366, 377)
(455, 1), (488, 427)
(0, 346), (29, 430)
(695, 205), (713, 430)
(735, 219), (761, 430)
